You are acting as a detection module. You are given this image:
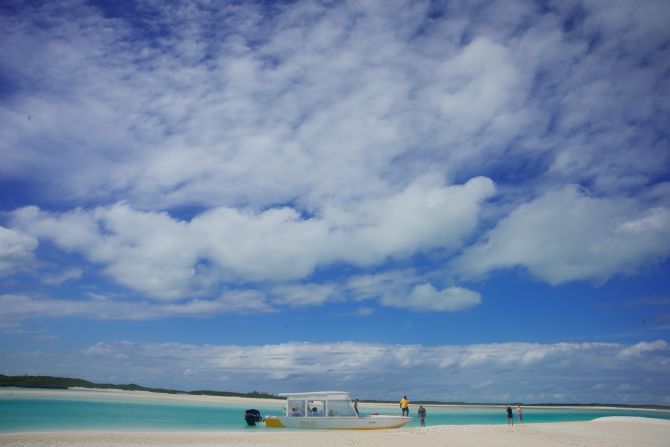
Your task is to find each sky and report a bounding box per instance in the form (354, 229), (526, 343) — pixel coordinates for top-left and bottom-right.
(1, 0), (669, 405)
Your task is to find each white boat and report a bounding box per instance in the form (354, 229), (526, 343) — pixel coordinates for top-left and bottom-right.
(264, 391), (411, 430)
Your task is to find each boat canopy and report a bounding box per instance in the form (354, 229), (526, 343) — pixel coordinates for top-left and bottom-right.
(279, 391), (351, 401)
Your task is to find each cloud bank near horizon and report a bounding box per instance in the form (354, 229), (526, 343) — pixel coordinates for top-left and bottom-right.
(3, 339), (668, 405)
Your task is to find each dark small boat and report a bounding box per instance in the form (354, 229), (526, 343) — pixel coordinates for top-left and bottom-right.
(244, 408), (262, 426)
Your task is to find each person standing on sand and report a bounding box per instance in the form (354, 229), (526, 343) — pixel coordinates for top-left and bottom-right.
(517, 404), (523, 423)
(506, 405), (514, 426)
(354, 399), (359, 416)
(418, 404), (426, 426)
(400, 395), (410, 416)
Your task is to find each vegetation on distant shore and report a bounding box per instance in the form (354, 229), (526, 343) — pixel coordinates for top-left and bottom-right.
(0, 374), (280, 400)
(1, 374), (668, 410)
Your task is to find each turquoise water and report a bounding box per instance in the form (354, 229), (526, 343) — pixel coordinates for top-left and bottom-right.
(0, 393), (275, 433)
(1, 392), (669, 432)
(372, 405), (670, 426)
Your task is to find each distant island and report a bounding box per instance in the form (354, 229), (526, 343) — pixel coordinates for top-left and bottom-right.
(2, 374), (668, 410)
(0, 374), (280, 400)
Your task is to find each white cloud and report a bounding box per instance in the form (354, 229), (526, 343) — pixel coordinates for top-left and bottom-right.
(0, 271), (482, 327)
(344, 271), (407, 302)
(426, 37), (524, 135)
(0, 226), (37, 276)
(9, 176), (492, 300)
(343, 270), (483, 312)
(383, 283), (481, 312)
(0, 0), (668, 313)
(349, 307), (375, 317)
(3, 339), (668, 404)
(619, 340), (668, 358)
(328, 176), (495, 265)
(271, 283), (338, 307)
(0, 292), (273, 328)
(454, 186), (670, 284)
(40, 268), (83, 285)
(2, 0), (666, 211)
(10, 204), (201, 300)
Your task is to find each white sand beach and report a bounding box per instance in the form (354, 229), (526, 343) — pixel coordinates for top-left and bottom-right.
(1, 388), (669, 446)
(1, 418), (669, 447)
(0, 387), (283, 406)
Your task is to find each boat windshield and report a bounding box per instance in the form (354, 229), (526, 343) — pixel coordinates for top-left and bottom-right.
(285, 398), (356, 417)
(287, 399), (306, 417)
(327, 399), (356, 417)
(307, 400), (325, 416)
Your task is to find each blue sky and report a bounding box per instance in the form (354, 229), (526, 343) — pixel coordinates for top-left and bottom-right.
(1, 0), (669, 405)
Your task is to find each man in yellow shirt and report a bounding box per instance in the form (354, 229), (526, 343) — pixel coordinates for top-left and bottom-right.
(400, 395), (410, 416)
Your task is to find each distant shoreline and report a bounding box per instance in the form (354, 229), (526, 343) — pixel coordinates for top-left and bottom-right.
(0, 374), (280, 400)
(2, 373), (669, 410)
(2, 387), (670, 414)
(0, 387), (283, 407)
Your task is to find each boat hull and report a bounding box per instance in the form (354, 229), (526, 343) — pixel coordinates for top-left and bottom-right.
(265, 415), (411, 430)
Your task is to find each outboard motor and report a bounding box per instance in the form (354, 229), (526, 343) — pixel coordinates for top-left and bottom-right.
(244, 409), (262, 426)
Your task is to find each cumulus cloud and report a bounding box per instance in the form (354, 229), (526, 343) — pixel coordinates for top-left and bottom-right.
(0, 0), (668, 313)
(0, 226), (37, 276)
(343, 270), (482, 312)
(9, 176), (492, 301)
(454, 186), (670, 284)
(2, 339), (668, 404)
(619, 340), (668, 358)
(383, 283), (481, 312)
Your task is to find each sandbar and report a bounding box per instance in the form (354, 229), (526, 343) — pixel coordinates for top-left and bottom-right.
(0, 418), (668, 446)
(0, 387), (283, 406)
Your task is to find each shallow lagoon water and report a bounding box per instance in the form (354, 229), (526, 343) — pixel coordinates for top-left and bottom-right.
(1, 391), (669, 432)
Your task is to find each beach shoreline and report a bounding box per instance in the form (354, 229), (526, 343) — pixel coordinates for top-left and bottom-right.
(0, 386), (283, 406)
(4, 387), (667, 413)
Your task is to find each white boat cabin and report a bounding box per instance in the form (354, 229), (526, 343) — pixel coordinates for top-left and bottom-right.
(280, 391), (358, 418)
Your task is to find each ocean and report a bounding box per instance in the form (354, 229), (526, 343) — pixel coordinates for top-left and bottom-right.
(1, 390), (669, 432)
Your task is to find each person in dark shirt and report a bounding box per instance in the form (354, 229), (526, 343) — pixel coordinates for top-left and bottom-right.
(418, 404), (427, 426)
